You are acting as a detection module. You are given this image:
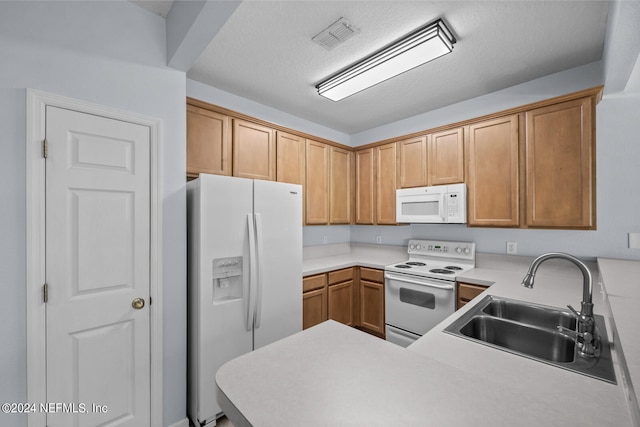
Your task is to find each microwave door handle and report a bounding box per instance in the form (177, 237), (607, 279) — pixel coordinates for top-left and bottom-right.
(439, 192), (447, 223)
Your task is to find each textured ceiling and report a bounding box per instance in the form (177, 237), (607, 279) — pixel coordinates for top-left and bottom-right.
(172, 1), (609, 134)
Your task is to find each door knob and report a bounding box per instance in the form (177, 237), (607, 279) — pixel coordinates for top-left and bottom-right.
(131, 298), (145, 310)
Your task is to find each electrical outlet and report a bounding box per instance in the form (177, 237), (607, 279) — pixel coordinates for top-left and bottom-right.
(323, 235), (328, 244)
(506, 241), (517, 254)
(376, 235), (382, 244)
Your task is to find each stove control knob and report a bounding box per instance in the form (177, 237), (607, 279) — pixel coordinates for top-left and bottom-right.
(409, 244), (415, 250)
(463, 247), (471, 255)
(455, 247), (462, 254)
(415, 244), (421, 251)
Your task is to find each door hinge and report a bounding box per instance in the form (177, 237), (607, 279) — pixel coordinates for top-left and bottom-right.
(149, 296), (152, 306)
(43, 139), (48, 158)
(43, 283), (48, 303)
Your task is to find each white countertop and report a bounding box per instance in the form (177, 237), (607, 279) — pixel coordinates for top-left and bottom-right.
(598, 258), (640, 421)
(302, 243), (406, 275)
(216, 245), (639, 426)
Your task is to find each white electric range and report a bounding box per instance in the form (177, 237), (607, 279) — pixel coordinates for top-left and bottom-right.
(384, 239), (476, 347)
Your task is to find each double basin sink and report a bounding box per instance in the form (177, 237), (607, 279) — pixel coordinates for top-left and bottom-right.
(444, 295), (616, 383)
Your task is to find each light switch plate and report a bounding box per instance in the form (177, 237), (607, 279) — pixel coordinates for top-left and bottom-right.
(629, 233), (640, 249)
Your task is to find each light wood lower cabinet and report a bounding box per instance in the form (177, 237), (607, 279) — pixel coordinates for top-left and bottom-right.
(327, 268), (355, 326)
(302, 267), (385, 338)
(302, 287), (327, 330)
(358, 267), (385, 337)
(456, 282), (489, 310)
(302, 274), (327, 330)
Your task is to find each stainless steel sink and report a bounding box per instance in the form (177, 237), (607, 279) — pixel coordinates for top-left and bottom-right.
(482, 298), (577, 331)
(459, 316), (575, 363)
(444, 295), (616, 383)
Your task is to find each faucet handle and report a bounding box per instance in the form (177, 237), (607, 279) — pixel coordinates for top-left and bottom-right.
(567, 304), (581, 318)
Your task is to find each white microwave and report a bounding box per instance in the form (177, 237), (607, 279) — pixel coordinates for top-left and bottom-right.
(396, 183), (467, 224)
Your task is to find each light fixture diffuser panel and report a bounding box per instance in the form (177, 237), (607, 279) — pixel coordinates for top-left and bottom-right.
(317, 19), (456, 101)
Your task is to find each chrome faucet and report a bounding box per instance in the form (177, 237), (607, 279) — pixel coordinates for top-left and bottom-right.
(521, 252), (599, 357)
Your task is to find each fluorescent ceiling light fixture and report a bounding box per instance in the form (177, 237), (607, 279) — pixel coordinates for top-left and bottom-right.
(316, 18), (456, 102)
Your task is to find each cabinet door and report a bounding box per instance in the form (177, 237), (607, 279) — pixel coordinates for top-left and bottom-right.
(429, 127), (464, 185)
(305, 139), (329, 224)
(355, 148), (375, 225)
(456, 282), (488, 310)
(276, 131), (305, 185)
(525, 97), (595, 229)
(303, 288), (327, 330)
(467, 115), (520, 227)
(233, 119), (276, 181)
(186, 104), (231, 178)
(360, 280), (385, 336)
(399, 136), (428, 188)
(327, 281), (354, 326)
(376, 143), (398, 225)
(330, 146), (352, 224)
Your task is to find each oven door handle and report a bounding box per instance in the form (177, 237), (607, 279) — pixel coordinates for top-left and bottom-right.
(384, 272), (455, 290)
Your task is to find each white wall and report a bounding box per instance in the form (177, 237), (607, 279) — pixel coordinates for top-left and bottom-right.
(0, 2), (186, 427)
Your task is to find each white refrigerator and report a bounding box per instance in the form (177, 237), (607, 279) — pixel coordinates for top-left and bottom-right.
(187, 174), (303, 426)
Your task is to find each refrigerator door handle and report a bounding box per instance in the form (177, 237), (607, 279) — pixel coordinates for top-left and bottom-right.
(254, 213), (265, 328)
(246, 213), (257, 331)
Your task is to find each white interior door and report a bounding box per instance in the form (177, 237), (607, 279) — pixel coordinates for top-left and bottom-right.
(45, 106), (151, 426)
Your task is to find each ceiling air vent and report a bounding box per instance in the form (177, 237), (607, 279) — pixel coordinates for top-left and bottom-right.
(312, 17), (360, 50)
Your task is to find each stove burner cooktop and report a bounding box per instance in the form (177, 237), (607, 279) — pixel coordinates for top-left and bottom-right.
(445, 266), (463, 271)
(406, 262), (426, 266)
(395, 264), (412, 268)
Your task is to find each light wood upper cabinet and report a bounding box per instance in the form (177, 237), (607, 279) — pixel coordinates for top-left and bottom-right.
(429, 127), (464, 185)
(376, 142), (399, 225)
(276, 131), (305, 185)
(525, 97), (595, 229)
(399, 136), (428, 188)
(355, 148), (375, 225)
(186, 104), (231, 178)
(232, 119), (276, 181)
(329, 146), (352, 224)
(355, 144), (398, 225)
(305, 139), (330, 224)
(467, 115), (520, 227)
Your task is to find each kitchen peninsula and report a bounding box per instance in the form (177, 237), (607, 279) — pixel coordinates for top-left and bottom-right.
(216, 247), (639, 426)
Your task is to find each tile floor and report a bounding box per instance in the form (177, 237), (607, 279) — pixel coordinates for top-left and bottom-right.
(216, 416), (234, 426)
